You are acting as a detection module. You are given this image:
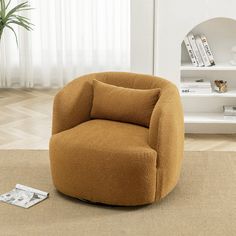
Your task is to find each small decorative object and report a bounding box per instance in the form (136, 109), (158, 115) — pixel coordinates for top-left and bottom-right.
(230, 46), (236, 66)
(214, 80), (227, 93)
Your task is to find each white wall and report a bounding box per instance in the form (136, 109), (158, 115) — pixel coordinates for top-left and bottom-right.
(130, 0), (155, 74)
(154, 0), (236, 87)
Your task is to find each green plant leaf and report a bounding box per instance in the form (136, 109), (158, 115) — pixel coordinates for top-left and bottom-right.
(0, 0), (33, 46)
(7, 20), (32, 31)
(5, 24), (18, 46)
(5, 0), (11, 10)
(0, 0), (6, 18)
(6, 2), (30, 19)
(14, 15), (34, 27)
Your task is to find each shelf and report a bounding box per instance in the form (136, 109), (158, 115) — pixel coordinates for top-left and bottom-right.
(185, 113), (236, 124)
(180, 63), (236, 71)
(181, 89), (236, 97)
(180, 17), (236, 133)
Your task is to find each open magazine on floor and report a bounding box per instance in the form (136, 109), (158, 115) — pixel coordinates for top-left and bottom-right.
(0, 184), (49, 208)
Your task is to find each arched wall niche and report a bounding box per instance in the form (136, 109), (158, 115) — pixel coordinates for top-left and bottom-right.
(155, 0), (236, 87)
(180, 17), (236, 133)
(155, 0), (236, 133)
(181, 17), (236, 65)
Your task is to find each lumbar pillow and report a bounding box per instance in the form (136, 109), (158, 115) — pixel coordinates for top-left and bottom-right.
(90, 80), (160, 127)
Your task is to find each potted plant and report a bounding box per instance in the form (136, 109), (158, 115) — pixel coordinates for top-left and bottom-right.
(0, 0), (33, 45)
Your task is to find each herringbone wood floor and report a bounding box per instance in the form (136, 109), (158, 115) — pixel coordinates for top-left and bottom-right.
(0, 89), (58, 149)
(0, 89), (236, 150)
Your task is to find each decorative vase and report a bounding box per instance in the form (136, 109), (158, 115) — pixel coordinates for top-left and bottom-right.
(214, 80), (227, 93)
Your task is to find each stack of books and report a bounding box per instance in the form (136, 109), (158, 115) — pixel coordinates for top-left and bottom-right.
(184, 32), (215, 67)
(181, 80), (212, 94)
(223, 106), (236, 116)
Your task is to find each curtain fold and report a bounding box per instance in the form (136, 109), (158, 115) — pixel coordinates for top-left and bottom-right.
(0, 0), (130, 88)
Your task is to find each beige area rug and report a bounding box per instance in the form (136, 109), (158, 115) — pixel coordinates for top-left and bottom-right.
(0, 151), (236, 236)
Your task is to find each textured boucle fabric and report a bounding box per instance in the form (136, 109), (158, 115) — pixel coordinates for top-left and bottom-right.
(91, 80), (160, 127)
(50, 120), (157, 206)
(50, 72), (184, 206)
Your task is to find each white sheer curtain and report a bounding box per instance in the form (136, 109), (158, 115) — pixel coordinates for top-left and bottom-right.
(0, 0), (130, 88)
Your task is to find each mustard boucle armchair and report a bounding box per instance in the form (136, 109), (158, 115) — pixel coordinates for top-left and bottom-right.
(49, 72), (184, 206)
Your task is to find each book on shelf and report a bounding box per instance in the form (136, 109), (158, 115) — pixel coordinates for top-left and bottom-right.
(195, 36), (211, 67)
(181, 87), (212, 94)
(183, 36), (198, 66)
(188, 33), (204, 67)
(181, 89), (212, 94)
(183, 32), (215, 67)
(223, 106), (236, 116)
(201, 35), (215, 66)
(181, 80), (212, 94)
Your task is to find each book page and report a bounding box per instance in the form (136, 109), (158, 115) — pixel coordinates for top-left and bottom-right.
(0, 184), (48, 208)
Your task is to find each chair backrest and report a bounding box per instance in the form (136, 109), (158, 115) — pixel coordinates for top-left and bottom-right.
(87, 72), (173, 91)
(52, 72), (179, 134)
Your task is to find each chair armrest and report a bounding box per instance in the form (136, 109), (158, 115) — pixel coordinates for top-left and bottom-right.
(52, 76), (93, 135)
(149, 84), (184, 199)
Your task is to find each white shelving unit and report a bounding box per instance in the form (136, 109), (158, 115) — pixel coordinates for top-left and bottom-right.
(181, 63), (236, 71)
(185, 113), (236, 124)
(181, 18), (236, 133)
(181, 89), (236, 98)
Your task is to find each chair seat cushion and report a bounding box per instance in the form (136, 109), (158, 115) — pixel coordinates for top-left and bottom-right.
(50, 119), (157, 206)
